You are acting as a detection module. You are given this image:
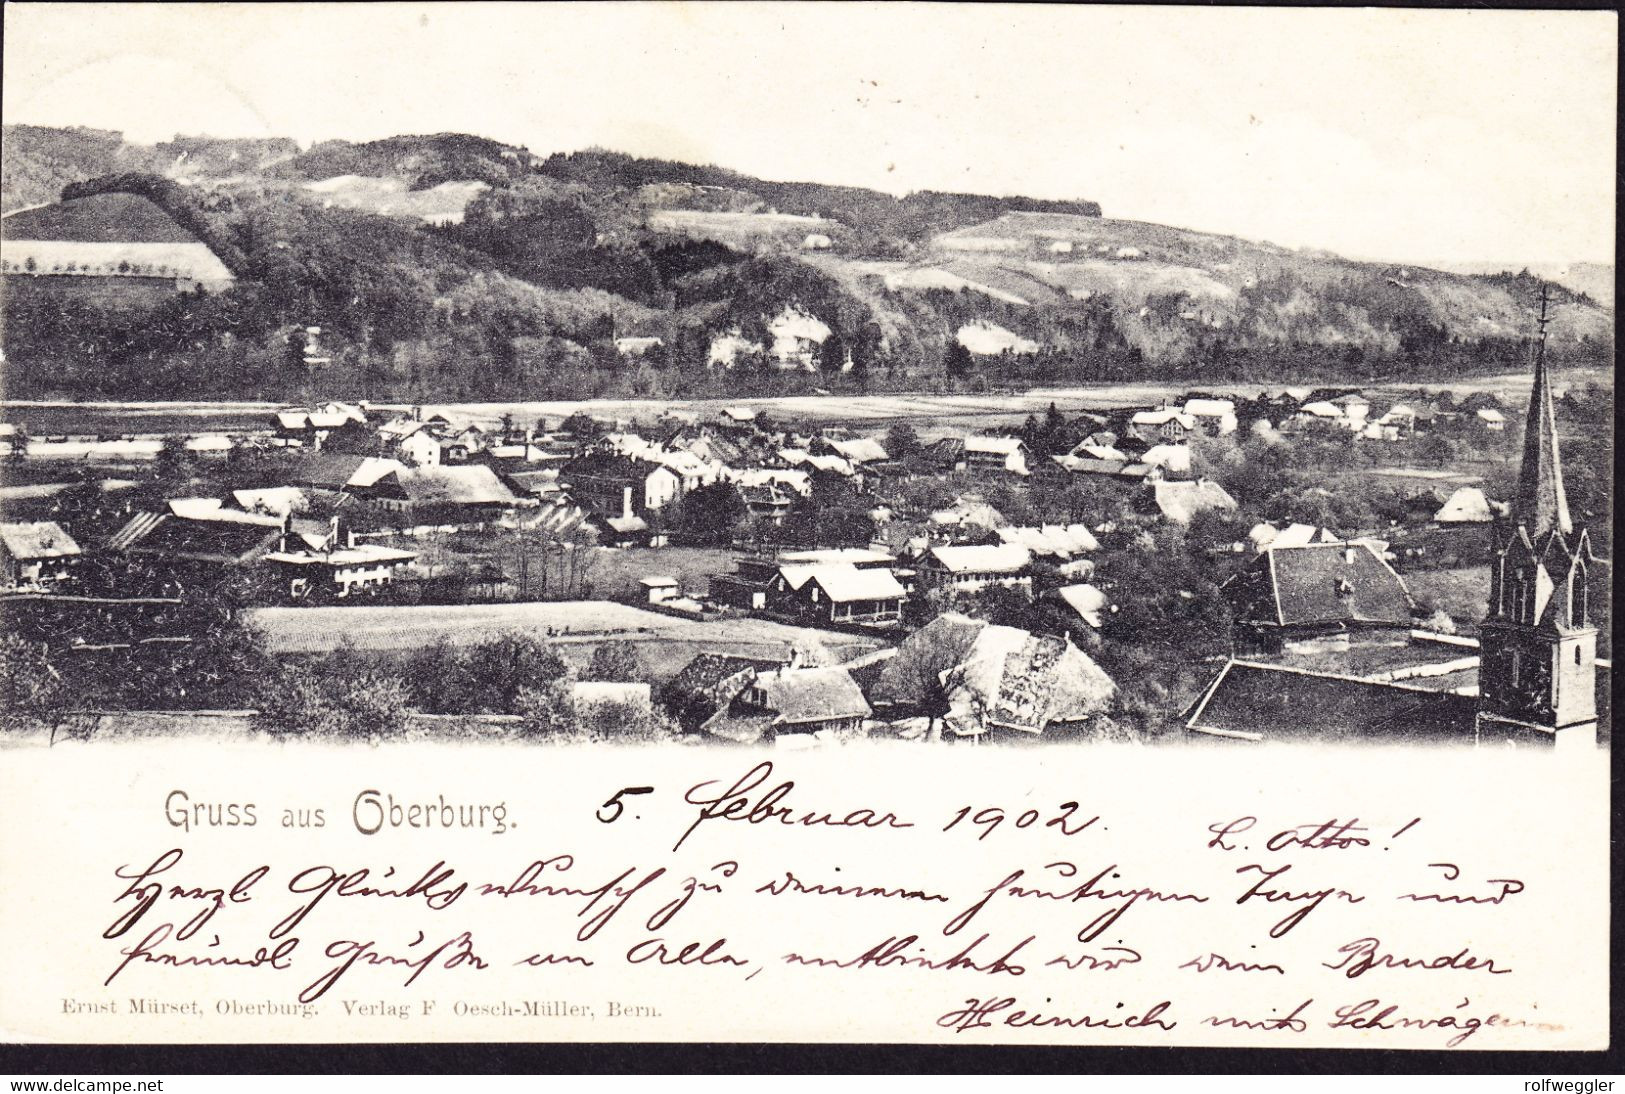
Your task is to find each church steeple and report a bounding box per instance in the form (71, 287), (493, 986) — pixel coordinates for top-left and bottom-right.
(1512, 286), (1572, 538)
(1476, 284), (1597, 748)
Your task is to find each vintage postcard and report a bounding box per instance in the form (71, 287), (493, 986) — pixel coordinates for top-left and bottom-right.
(0, 1), (1614, 1054)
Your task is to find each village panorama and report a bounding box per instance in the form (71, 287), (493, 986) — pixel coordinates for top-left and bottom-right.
(0, 132), (1612, 751)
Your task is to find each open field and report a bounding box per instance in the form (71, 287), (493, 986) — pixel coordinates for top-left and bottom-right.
(249, 600), (887, 680)
(587, 546), (736, 600)
(4, 367), (1606, 439)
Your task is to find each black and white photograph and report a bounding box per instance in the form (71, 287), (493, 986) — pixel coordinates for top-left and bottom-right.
(0, 0), (1615, 1068)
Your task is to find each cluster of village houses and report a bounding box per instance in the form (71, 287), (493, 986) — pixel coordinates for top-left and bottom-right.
(3, 377), (1582, 748)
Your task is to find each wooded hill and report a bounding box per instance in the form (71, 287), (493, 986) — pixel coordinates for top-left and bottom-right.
(0, 126), (1612, 403)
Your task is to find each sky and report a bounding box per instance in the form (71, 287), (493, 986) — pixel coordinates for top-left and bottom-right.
(3, 2), (1616, 266)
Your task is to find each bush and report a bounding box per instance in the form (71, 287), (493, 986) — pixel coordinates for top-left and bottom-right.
(258, 656), (410, 740)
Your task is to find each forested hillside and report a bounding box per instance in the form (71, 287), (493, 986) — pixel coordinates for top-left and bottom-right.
(0, 127), (1612, 403)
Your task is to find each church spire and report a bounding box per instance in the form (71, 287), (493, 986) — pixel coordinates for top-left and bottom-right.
(1512, 286), (1572, 538)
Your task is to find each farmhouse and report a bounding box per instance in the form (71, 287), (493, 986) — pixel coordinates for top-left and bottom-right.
(964, 436), (1030, 476)
(0, 521), (82, 589)
(288, 453), (407, 495)
(1129, 409), (1196, 444)
(368, 465), (522, 516)
(1181, 398), (1237, 435)
(771, 563), (907, 626)
(1149, 479), (1238, 524)
(562, 454), (681, 521)
(873, 614), (1115, 741)
(755, 666), (871, 737)
(917, 543), (1032, 594)
(263, 541), (418, 600)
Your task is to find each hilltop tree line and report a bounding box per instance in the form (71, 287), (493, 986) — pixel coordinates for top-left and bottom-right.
(0, 145), (1611, 402)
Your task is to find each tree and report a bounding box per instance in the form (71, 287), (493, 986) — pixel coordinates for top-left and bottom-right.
(404, 635), (476, 714)
(885, 422), (922, 461)
(873, 613), (983, 739)
(816, 327), (848, 373)
(1415, 433), (1458, 468)
(962, 583), (1039, 630)
(154, 435), (194, 484)
(6, 426), (29, 465)
(462, 631), (569, 714)
(573, 699), (680, 743)
(675, 481), (747, 545)
(585, 640), (642, 682)
(0, 634), (76, 743)
(257, 641), (409, 740)
(944, 341), (973, 379)
(515, 677), (577, 738)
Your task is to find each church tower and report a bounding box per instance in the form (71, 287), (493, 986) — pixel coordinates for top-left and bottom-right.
(1476, 288), (1599, 747)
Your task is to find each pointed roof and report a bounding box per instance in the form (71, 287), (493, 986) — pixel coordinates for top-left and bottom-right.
(1513, 335), (1572, 538)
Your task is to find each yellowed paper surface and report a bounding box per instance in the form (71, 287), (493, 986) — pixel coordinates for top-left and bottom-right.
(0, 741), (1607, 1049)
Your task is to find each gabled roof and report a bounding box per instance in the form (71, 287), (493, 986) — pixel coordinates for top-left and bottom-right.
(264, 543), (417, 567)
(1261, 542), (1412, 627)
(966, 435), (1025, 455)
(1252, 522), (1338, 550)
(732, 468), (812, 495)
(388, 464), (519, 505)
(113, 513), (283, 565)
(1152, 480), (1237, 523)
(1131, 409), (1196, 428)
(1183, 398), (1235, 416)
(1185, 660), (1478, 743)
(764, 666), (871, 726)
(1297, 401), (1343, 418)
(290, 453), (405, 491)
(378, 417), (429, 440)
(565, 451), (680, 485)
(1070, 443), (1128, 462)
(1140, 443), (1191, 472)
(829, 437), (888, 464)
(232, 486), (307, 516)
(1053, 583), (1108, 628)
(1434, 486), (1497, 524)
(996, 523), (1099, 557)
(659, 652), (784, 734)
(0, 521), (81, 561)
(802, 565), (908, 603)
(166, 497), (282, 525)
(927, 499), (1005, 529)
(928, 543), (1031, 574)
